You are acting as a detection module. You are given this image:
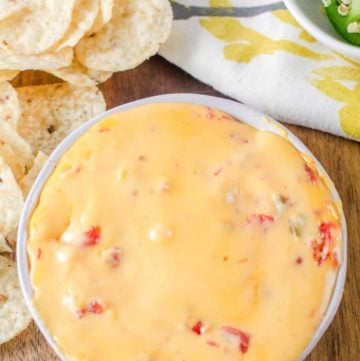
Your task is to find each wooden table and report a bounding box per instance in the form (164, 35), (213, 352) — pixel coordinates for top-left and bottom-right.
(1, 56), (359, 360)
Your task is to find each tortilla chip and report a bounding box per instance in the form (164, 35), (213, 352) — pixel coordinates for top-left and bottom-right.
(0, 156), (24, 240)
(46, 58), (113, 87)
(75, 0), (173, 72)
(19, 151), (48, 196)
(17, 83), (106, 155)
(0, 255), (31, 345)
(0, 1), (76, 55)
(0, 0), (29, 22)
(0, 47), (73, 71)
(0, 121), (33, 181)
(0, 82), (21, 129)
(55, 0), (99, 51)
(0, 234), (11, 254)
(0, 70), (19, 82)
(90, 0), (114, 33)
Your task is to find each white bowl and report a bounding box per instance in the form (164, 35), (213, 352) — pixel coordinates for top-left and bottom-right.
(17, 94), (347, 361)
(284, 0), (360, 59)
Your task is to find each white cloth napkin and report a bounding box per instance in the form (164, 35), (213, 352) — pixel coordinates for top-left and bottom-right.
(159, 0), (360, 141)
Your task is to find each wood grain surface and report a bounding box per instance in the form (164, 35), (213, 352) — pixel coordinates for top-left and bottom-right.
(1, 56), (359, 361)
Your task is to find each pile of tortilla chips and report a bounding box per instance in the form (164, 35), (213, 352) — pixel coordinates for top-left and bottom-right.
(0, 0), (172, 346)
(0, 0), (172, 86)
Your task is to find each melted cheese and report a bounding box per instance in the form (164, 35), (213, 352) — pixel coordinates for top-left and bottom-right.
(27, 103), (341, 361)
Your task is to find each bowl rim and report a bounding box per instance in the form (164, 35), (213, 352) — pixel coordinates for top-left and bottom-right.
(284, 0), (360, 58)
(17, 93), (347, 361)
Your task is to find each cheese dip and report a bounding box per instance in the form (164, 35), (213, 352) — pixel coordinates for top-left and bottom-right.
(27, 103), (341, 361)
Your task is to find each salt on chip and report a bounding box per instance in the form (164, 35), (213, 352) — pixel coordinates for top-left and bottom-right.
(55, 0), (99, 51)
(75, 0), (173, 72)
(0, 156), (24, 241)
(0, 0), (29, 22)
(0, 234), (11, 253)
(19, 151), (47, 196)
(17, 83), (106, 155)
(0, 1), (76, 55)
(90, 0), (114, 33)
(0, 82), (21, 129)
(46, 58), (112, 87)
(0, 70), (19, 82)
(0, 255), (31, 345)
(0, 47), (73, 71)
(0, 121), (33, 181)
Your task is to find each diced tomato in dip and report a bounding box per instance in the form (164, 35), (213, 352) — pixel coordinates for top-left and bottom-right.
(312, 222), (339, 267)
(83, 226), (101, 246)
(221, 326), (251, 353)
(191, 321), (205, 335)
(247, 213), (274, 224)
(304, 163), (318, 183)
(27, 103), (342, 361)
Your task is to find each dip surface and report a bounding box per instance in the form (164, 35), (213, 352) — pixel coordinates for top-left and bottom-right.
(27, 103), (341, 361)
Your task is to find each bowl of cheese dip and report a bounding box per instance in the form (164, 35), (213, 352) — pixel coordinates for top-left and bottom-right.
(18, 94), (346, 361)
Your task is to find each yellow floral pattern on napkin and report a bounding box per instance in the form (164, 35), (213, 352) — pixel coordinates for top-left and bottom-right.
(312, 58), (360, 139)
(272, 9), (316, 43)
(200, 16), (329, 63)
(197, 0), (360, 140)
